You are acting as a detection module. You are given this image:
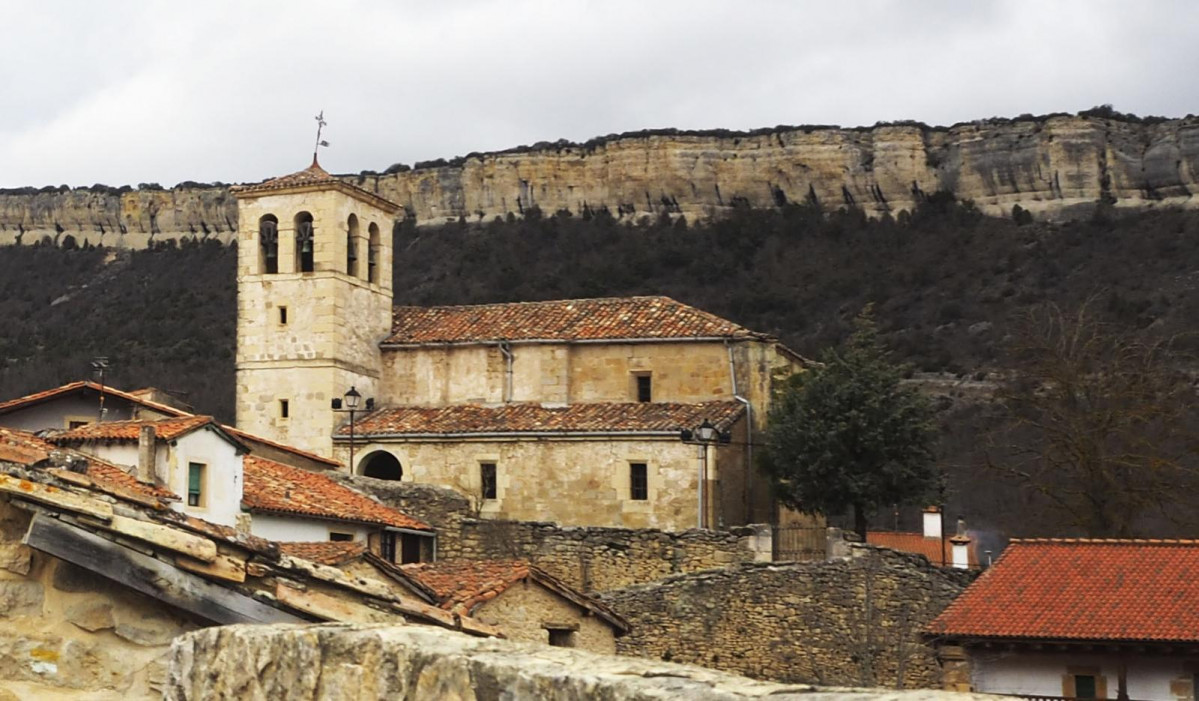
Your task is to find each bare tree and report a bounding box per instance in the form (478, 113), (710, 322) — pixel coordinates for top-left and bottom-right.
(987, 301), (1199, 537)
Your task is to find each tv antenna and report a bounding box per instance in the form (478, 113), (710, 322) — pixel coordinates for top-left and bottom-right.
(90, 356), (110, 423)
(313, 110), (330, 165)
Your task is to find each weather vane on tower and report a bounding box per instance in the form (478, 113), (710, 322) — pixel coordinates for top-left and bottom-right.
(313, 110), (330, 166)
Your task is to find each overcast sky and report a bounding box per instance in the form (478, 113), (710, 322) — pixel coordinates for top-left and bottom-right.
(2, 0), (1196, 188)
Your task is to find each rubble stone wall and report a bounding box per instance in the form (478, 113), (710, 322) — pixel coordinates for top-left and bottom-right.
(600, 545), (974, 689)
(335, 475), (768, 592)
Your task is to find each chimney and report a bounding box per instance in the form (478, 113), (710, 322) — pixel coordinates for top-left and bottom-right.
(922, 506), (942, 539)
(950, 515), (970, 569)
(137, 425), (156, 483)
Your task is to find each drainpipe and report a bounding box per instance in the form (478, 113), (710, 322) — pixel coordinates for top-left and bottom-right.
(498, 342), (514, 403)
(726, 341), (753, 521)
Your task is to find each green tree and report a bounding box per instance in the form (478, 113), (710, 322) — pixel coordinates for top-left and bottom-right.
(761, 308), (940, 539)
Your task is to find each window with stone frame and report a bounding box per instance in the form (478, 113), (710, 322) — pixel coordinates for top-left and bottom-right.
(259, 215), (279, 274)
(295, 212), (315, 272)
(480, 462), (498, 500)
(634, 373), (652, 403)
(629, 462), (648, 500)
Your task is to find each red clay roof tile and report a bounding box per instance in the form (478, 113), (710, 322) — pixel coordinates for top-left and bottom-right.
(0, 426), (175, 501)
(242, 455), (430, 531)
(385, 296), (770, 345)
(231, 161), (401, 213)
(926, 539), (1199, 642)
(0, 381), (190, 418)
(51, 415), (216, 442)
(278, 541), (368, 566)
(341, 401), (745, 437)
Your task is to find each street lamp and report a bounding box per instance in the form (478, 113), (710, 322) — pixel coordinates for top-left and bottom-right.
(681, 419), (731, 529)
(332, 386), (372, 473)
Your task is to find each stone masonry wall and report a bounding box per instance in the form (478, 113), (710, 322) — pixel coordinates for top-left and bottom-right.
(600, 545), (975, 689)
(334, 475), (767, 592)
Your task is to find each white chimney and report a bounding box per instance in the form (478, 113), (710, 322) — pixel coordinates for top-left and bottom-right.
(922, 506), (942, 539)
(137, 424), (157, 483)
(950, 535), (971, 569)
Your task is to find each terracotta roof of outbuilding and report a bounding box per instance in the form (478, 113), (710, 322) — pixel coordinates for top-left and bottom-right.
(866, 531), (977, 567)
(0, 426), (176, 502)
(926, 539), (1199, 643)
(242, 455), (431, 532)
(51, 415), (216, 442)
(399, 559), (630, 633)
(385, 296), (772, 345)
(0, 381), (191, 418)
(231, 160), (402, 213)
(278, 541), (368, 566)
(339, 401), (745, 438)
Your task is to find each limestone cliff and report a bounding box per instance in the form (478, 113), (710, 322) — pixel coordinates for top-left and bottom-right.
(2, 113), (1197, 248)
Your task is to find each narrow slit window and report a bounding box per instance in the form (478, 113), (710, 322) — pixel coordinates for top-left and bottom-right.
(630, 462), (648, 500)
(187, 462), (205, 507)
(636, 374), (652, 403)
(329, 532), (354, 542)
(279, 399), (289, 418)
(481, 462), (498, 500)
(279, 306), (288, 325)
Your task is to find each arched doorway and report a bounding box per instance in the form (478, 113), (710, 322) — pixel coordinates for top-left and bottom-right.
(360, 451), (402, 481)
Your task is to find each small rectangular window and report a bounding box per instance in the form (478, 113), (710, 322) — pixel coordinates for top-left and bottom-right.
(329, 532), (354, 542)
(279, 399), (289, 418)
(630, 462), (648, 500)
(547, 628), (575, 647)
(187, 462), (205, 507)
(279, 306), (288, 325)
(636, 374), (652, 403)
(1073, 675), (1097, 699)
(380, 531), (397, 563)
(480, 462), (498, 500)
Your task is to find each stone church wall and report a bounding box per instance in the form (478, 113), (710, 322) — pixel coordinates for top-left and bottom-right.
(599, 545), (974, 689)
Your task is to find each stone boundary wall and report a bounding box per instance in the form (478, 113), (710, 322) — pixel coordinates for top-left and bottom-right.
(336, 475), (769, 592)
(600, 545), (975, 689)
(165, 622), (992, 700)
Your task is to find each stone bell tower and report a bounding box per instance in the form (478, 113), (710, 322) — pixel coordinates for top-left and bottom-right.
(232, 158), (401, 459)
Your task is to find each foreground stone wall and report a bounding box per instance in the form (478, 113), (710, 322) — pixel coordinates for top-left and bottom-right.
(600, 545), (974, 689)
(165, 622), (990, 700)
(336, 476), (768, 592)
(3, 114), (1197, 250)
(0, 500), (194, 699)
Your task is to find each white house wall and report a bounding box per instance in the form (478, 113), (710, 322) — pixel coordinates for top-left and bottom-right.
(249, 514), (371, 543)
(972, 650), (1192, 701)
(163, 430), (244, 528)
(0, 396), (135, 432)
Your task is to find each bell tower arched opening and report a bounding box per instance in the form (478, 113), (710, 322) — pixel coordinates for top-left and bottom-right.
(346, 213), (359, 277)
(367, 222), (380, 283)
(360, 451), (402, 481)
(295, 211), (314, 272)
(259, 214), (279, 274)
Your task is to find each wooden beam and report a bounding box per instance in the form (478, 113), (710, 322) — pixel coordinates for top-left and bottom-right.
(22, 513), (304, 625)
(0, 473), (113, 521)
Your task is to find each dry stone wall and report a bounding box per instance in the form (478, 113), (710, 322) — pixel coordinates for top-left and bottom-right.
(600, 545), (974, 689)
(165, 622), (992, 700)
(3, 115), (1197, 249)
(336, 475), (766, 592)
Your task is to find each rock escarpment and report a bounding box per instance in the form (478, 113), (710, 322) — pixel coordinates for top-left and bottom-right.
(2, 113), (1197, 249)
(165, 622), (989, 700)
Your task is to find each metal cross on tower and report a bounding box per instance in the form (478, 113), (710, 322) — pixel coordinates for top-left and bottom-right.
(313, 110), (330, 165)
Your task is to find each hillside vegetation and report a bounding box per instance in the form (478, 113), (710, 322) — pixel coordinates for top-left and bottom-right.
(3, 200), (1198, 536)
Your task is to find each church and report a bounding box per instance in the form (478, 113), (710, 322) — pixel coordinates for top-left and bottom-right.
(232, 159), (804, 531)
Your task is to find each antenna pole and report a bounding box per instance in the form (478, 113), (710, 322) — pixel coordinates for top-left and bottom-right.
(91, 357), (110, 423)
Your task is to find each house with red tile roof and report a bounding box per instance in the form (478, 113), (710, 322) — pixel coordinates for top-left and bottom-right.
(867, 507), (979, 569)
(227, 164), (806, 531)
(925, 539), (1199, 699)
(398, 559), (630, 653)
